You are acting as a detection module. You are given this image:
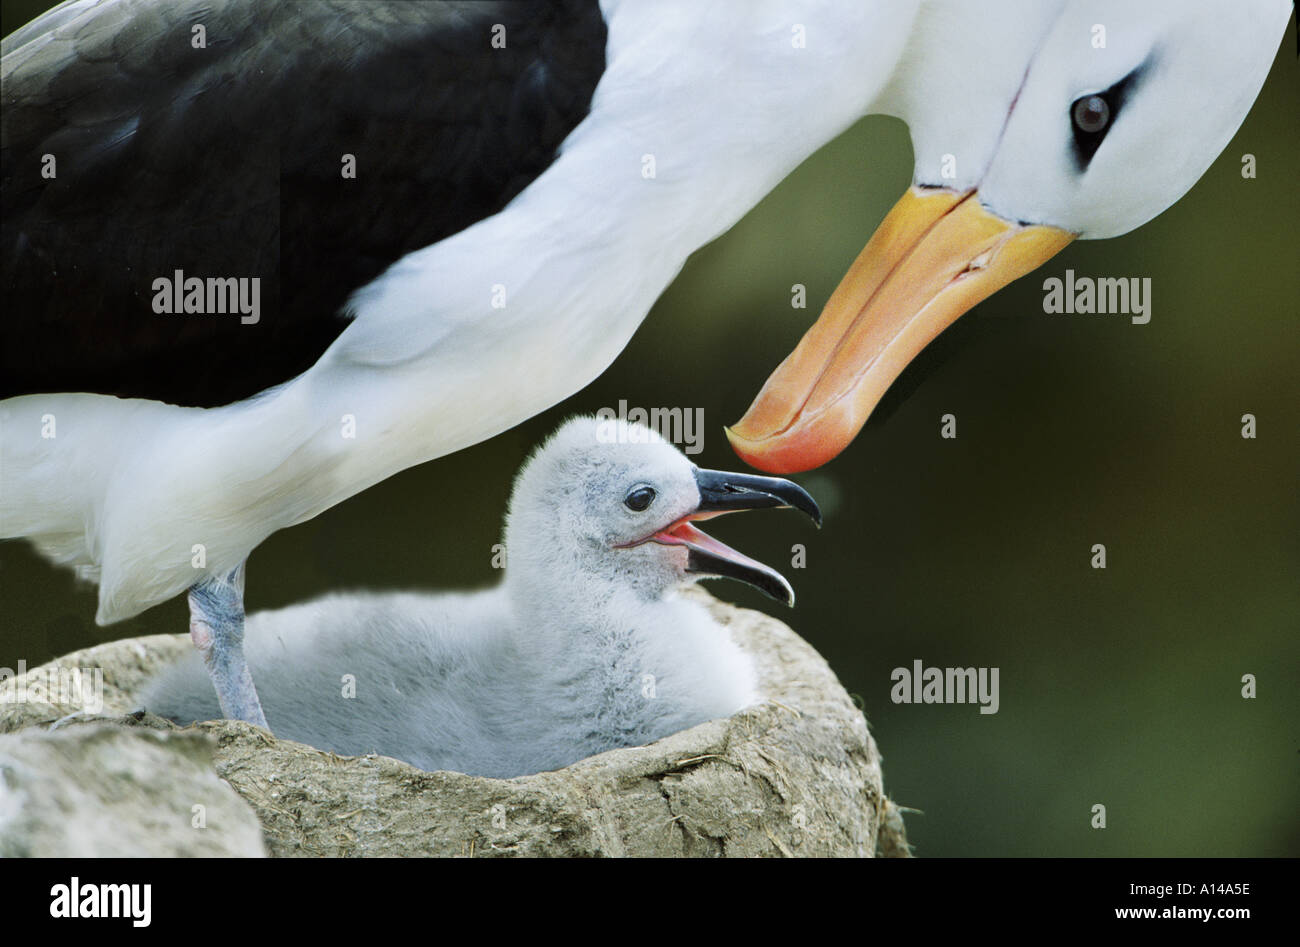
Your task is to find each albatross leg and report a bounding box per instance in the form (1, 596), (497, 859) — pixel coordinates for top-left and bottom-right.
(186, 562), (268, 729)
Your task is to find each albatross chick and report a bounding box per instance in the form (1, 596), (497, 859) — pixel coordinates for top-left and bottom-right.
(142, 417), (820, 778)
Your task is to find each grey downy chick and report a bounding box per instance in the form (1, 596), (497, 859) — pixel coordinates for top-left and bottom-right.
(142, 416), (820, 778)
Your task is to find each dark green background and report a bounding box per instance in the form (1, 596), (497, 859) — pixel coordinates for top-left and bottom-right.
(3, 2), (1296, 856)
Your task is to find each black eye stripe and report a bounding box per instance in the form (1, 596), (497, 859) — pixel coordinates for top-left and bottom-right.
(624, 486), (655, 511)
(1069, 61), (1147, 171)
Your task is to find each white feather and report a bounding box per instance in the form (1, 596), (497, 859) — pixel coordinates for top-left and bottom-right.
(1, 0), (1285, 625)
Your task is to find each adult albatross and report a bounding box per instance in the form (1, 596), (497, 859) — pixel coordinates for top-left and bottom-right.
(0, 0), (1290, 726)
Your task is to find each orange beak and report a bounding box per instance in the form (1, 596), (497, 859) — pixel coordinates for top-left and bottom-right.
(726, 187), (1075, 473)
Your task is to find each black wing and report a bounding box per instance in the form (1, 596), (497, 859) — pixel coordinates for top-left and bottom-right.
(1, 0), (606, 406)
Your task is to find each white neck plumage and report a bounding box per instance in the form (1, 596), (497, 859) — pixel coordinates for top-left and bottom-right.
(303, 1), (913, 497)
(14, 2), (916, 624)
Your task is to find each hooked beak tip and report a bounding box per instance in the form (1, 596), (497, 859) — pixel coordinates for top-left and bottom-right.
(724, 422), (844, 478)
(727, 187), (1075, 474)
(694, 467), (822, 527)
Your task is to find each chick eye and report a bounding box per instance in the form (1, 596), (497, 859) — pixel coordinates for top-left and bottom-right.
(624, 486), (655, 512)
(1071, 94), (1110, 135)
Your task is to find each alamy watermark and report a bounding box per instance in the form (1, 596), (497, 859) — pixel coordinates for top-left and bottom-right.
(1042, 269), (1151, 324)
(151, 269), (260, 324)
(891, 660), (999, 714)
(0, 661), (104, 714)
(596, 400), (705, 455)
(50, 878), (151, 927)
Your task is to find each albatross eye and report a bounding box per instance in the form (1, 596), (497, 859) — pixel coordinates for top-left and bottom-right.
(1071, 94), (1111, 135)
(1067, 59), (1146, 171)
(1068, 63), (1145, 172)
(624, 486), (656, 512)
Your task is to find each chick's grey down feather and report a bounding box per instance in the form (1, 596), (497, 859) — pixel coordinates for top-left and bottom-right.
(141, 417), (762, 778)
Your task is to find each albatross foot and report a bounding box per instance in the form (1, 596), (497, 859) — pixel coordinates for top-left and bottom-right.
(187, 562), (268, 729)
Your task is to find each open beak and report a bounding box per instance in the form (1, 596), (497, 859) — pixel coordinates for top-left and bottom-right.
(640, 469), (820, 607)
(726, 187), (1075, 473)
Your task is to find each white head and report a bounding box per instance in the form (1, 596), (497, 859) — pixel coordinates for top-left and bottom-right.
(728, 0), (1292, 472)
(974, 0), (1291, 238)
(503, 417), (821, 607)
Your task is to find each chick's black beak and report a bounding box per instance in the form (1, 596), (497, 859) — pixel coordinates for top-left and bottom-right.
(694, 469), (822, 526)
(657, 468), (821, 607)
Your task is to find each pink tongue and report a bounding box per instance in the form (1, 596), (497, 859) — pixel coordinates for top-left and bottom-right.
(654, 521), (776, 576)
